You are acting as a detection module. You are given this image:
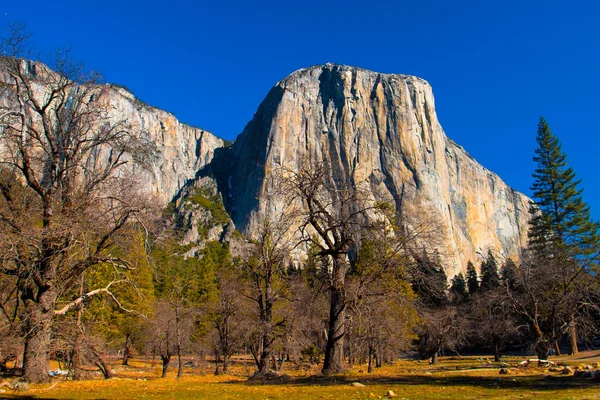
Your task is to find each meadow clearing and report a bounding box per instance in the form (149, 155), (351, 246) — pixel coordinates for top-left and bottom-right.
(2, 351), (600, 399)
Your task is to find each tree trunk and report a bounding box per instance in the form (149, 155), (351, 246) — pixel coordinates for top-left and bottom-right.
(161, 355), (170, 378)
(493, 340), (501, 362)
(322, 255), (346, 375)
(367, 347), (374, 373)
(72, 330), (85, 380)
(222, 354), (229, 374)
(430, 351), (438, 365)
(347, 331), (353, 369)
(177, 352), (183, 378)
(553, 340), (561, 356)
(535, 342), (550, 361)
(175, 305), (183, 378)
(258, 335), (272, 374)
(88, 345), (112, 379)
(93, 357), (113, 379)
(122, 335), (131, 366)
(375, 349), (382, 368)
(277, 353), (286, 372)
(214, 349), (221, 375)
(569, 314), (578, 355)
(22, 296), (53, 383)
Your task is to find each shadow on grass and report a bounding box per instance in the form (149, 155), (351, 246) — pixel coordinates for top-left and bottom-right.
(227, 373), (600, 392)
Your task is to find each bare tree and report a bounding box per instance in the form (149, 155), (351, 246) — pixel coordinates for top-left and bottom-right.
(207, 266), (245, 374)
(467, 290), (523, 362)
(505, 249), (596, 360)
(278, 162), (387, 374)
(346, 219), (418, 372)
(239, 208), (292, 376)
(0, 24), (156, 382)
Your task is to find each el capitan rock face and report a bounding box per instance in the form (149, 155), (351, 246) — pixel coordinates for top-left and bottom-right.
(226, 64), (529, 273)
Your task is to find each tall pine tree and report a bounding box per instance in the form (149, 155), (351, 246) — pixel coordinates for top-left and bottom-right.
(529, 117), (600, 262)
(480, 250), (500, 291)
(449, 273), (468, 304)
(500, 259), (518, 290)
(466, 261), (479, 295)
(528, 116), (600, 355)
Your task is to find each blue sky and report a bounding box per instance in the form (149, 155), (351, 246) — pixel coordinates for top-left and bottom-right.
(3, 1), (599, 218)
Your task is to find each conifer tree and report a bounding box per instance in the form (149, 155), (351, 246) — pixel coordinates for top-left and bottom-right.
(480, 250), (500, 291)
(449, 273), (468, 304)
(529, 117), (600, 262)
(500, 259), (518, 290)
(525, 116), (600, 356)
(411, 250), (448, 308)
(466, 261), (479, 295)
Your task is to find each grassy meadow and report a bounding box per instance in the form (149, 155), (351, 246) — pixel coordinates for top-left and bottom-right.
(3, 352), (600, 399)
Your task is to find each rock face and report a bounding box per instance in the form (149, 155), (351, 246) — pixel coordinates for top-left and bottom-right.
(0, 60), (223, 205)
(227, 64), (530, 273)
(105, 87), (223, 204)
(2, 60), (530, 274)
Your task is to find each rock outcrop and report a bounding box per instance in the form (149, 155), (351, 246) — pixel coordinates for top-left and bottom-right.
(105, 86), (223, 204)
(0, 60), (223, 205)
(227, 64), (530, 273)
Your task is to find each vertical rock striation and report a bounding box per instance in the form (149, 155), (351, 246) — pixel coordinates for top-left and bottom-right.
(228, 64), (530, 274)
(105, 87), (223, 204)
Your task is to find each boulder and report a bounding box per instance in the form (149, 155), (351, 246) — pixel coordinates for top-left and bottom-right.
(561, 366), (574, 375)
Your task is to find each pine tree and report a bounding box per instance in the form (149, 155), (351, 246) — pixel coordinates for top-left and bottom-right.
(529, 116), (600, 263)
(527, 116), (600, 356)
(466, 261), (479, 295)
(480, 250), (500, 291)
(500, 259), (518, 290)
(449, 273), (468, 304)
(411, 250), (448, 308)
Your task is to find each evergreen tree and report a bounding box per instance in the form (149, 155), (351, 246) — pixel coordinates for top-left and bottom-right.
(449, 273), (468, 304)
(411, 250), (448, 308)
(480, 250), (500, 291)
(529, 117), (600, 263)
(500, 259), (518, 290)
(466, 261), (479, 295)
(525, 116), (600, 357)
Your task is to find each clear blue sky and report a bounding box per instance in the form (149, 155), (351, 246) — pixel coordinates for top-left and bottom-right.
(3, 0), (599, 218)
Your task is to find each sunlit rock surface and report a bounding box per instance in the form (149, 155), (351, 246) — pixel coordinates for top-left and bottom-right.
(227, 64), (529, 273)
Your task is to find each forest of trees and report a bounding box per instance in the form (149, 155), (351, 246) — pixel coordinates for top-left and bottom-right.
(0, 24), (599, 384)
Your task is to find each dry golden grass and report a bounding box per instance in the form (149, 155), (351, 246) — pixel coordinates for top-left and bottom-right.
(3, 355), (600, 399)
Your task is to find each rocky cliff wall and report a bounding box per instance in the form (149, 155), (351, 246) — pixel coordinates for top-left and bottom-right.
(105, 87), (223, 204)
(228, 64), (530, 274)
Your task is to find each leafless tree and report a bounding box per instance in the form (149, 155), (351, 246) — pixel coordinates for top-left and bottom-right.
(346, 219), (418, 372)
(467, 290), (523, 362)
(0, 24), (156, 382)
(505, 249), (596, 360)
(239, 205), (293, 376)
(207, 266), (245, 374)
(277, 161), (388, 374)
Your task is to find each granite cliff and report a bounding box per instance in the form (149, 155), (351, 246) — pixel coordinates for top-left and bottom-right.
(226, 64), (529, 273)
(102, 86), (223, 204)
(1, 60), (530, 273)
